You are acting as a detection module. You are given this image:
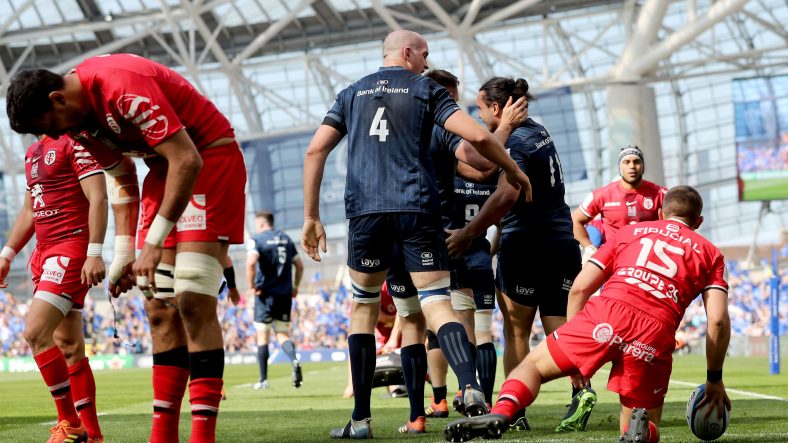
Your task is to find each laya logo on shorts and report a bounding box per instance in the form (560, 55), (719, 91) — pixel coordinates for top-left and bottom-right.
(117, 94), (169, 141)
(42, 256), (70, 285)
(515, 286), (534, 295)
(389, 284), (406, 293)
(177, 194), (207, 232)
(360, 258), (381, 267)
(592, 323), (656, 362)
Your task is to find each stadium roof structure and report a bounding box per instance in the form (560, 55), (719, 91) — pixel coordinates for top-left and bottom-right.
(1, 0), (787, 247)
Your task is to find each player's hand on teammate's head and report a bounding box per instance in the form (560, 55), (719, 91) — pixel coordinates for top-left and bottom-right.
(501, 96), (528, 129)
(81, 256), (107, 287)
(700, 379), (732, 419)
(445, 228), (472, 258)
(301, 218), (327, 262)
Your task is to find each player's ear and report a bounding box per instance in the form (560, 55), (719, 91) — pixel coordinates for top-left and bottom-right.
(694, 215), (704, 230)
(48, 91), (66, 106)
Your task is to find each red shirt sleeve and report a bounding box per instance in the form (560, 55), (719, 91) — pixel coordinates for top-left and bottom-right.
(69, 140), (103, 180)
(703, 252), (729, 294)
(579, 191), (600, 218)
(100, 71), (185, 148)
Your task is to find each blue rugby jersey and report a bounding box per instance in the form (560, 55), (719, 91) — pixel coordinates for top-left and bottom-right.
(453, 175), (496, 269)
(247, 229), (299, 296)
(500, 119), (574, 240)
(430, 125), (462, 229)
(323, 66), (460, 218)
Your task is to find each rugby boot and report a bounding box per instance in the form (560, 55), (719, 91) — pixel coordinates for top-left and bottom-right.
(398, 416), (426, 434)
(452, 390), (465, 415)
(426, 398), (450, 418)
(555, 386), (597, 432)
(443, 413), (508, 442)
(619, 408), (649, 442)
(47, 420), (87, 443)
(330, 418), (372, 439)
(292, 362), (303, 388)
(462, 385), (490, 417)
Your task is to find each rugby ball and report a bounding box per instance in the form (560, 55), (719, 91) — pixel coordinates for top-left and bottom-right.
(686, 384), (729, 441)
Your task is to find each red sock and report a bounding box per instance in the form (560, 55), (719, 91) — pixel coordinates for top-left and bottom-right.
(647, 421), (660, 443)
(34, 346), (80, 426)
(188, 378), (223, 443)
(149, 365), (189, 443)
(491, 379), (534, 420)
(68, 358), (101, 439)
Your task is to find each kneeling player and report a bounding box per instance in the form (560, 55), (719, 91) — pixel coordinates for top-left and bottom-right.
(0, 135), (106, 443)
(444, 186), (732, 443)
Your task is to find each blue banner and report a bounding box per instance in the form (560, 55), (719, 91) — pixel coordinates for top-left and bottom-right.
(770, 249), (781, 374)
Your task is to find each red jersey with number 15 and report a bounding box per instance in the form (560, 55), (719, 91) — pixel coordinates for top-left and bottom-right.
(589, 219), (728, 330)
(579, 180), (666, 239)
(70, 54), (235, 168)
(25, 136), (103, 244)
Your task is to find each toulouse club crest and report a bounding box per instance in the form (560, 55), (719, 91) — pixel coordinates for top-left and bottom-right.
(44, 149), (57, 165)
(643, 197), (654, 210)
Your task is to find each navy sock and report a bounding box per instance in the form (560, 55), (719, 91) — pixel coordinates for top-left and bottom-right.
(458, 344), (478, 391)
(437, 322), (480, 393)
(476, 342), (497, 402)
(257, 345), (269, 381)
(188, 348), (224, 380)
(433, 385), (447, 403)
(400, 344), (427, 421)
(349, 334), (376, 421)
(281, 339), (298, 363)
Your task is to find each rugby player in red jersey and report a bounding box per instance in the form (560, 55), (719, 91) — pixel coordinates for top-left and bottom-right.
(573, 146), (667, 263)
(444, 186), (731, 443)
(0, 135), (106, 443)
(7, 53), (247, 443)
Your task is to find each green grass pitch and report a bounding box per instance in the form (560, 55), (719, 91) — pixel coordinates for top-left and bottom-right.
(741, 176), (788, 201)
(2, 355), (787, 442)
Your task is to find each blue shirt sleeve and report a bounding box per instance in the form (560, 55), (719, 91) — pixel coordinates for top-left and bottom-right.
(429, 80), (460, 127)
(323, 88), (349, 135)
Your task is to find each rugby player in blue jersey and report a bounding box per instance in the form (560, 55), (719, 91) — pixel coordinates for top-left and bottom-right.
(302, 31), (532, 439)
(446, 77), (594, 434)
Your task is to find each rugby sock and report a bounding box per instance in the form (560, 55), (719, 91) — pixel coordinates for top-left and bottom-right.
(281, 339), (298, 363)
(437, 322), (480, 393)
(188, 349), (224, 443)
(648, 421), (660, 442)
(400, 344), (428, 421)
(150, 347), (189, 443)
(257, 345), (269, 381)
(34, 346), (80, 425)
(491, 379), (534, 420)
(348, 334), (376, 421)
(476, 342), (497, 403)
(571, 380), (591, 399)
(457, 344), (477, 391)
(68, 358), (101, 439)
(433, 385), (448, 404)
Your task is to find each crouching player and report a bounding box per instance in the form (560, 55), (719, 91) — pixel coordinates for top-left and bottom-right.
(444, 186), (732, 442)
(0, 135), (107, 443)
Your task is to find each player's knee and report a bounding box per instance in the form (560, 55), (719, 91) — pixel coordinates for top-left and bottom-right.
(351, 279), (381, 304)
(145, 298), (178, 329)
(272, 320), (290, 334)
(22, 322), (47, 350)
(55, 337), (83, 364)
(393, 296), (421, 317)
(177, 292), (216, 324)
(173, 252), (223, 296)
(417, 277), (451, 306)
(153, 263), (176, 299)
(474, 309), (493, 334)
(450, 289), (476, 311)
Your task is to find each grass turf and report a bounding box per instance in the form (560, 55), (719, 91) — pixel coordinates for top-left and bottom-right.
(741, 176), (788, 201)
(1, 355), (787, 442)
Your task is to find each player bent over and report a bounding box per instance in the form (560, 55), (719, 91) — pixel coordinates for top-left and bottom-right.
(443, 186), (732, 442)
(6, 54), (247, 443)
(0, 135), (107, 443)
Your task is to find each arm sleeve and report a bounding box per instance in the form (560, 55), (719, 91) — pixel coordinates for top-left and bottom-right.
(703, 252), (729, 294)
(429, 80), (460, 127)
(323, 90), (348, 136)
(246, 238), (260, 257)
(588, 232), (618, 274)
(69, 140), (104, 181)
(100, 72), (185, 148)
(579, 191), (599, 218)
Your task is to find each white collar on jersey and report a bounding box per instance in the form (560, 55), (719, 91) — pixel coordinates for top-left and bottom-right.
(665, 217), (690, 227)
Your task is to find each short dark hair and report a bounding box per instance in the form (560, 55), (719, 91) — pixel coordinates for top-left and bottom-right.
(425, 69), (459, 90)
(6, 69), (64, 135)
(662, 186), (703, 222)
(255, 211), (274, 226)
(478, 77), (536, 109)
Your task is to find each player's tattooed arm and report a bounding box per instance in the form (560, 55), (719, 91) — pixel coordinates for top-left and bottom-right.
(0, 193), (35, 288)
(79, 173), (108, 287)
(302, 125), (343, 261)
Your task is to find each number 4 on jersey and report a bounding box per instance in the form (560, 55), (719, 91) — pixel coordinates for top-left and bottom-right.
(369, 107), (389, 142)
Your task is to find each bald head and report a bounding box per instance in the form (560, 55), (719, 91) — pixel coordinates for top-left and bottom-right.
(382, 30), (429, 73)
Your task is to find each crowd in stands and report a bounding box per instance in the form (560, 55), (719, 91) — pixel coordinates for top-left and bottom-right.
(1, 256), (787, 358)
(737, 143), (788, 173)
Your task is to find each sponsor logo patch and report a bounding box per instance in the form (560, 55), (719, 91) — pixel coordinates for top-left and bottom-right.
(360, 258), (380, 268)
(42, 256), (70, 284)
(106, 114), (122, 134)
(44, 149), (56, 165)
(643, 197), (654, 210)
(515, 286), (534, 295)
(592, 323), (614, 344)
(117, 93), (169, 140)
(177, 194), (207, 232)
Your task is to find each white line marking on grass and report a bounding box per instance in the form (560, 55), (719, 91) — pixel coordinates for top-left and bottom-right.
(597, 368), (788, 402)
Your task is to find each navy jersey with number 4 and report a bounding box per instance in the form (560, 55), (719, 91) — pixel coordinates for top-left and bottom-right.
(324, 66), (460, 218)
(247, 229), (299, 296)
(431, 125), (462, 230)
(454, 175), (496, 269)
(501, 119), (574, 240)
